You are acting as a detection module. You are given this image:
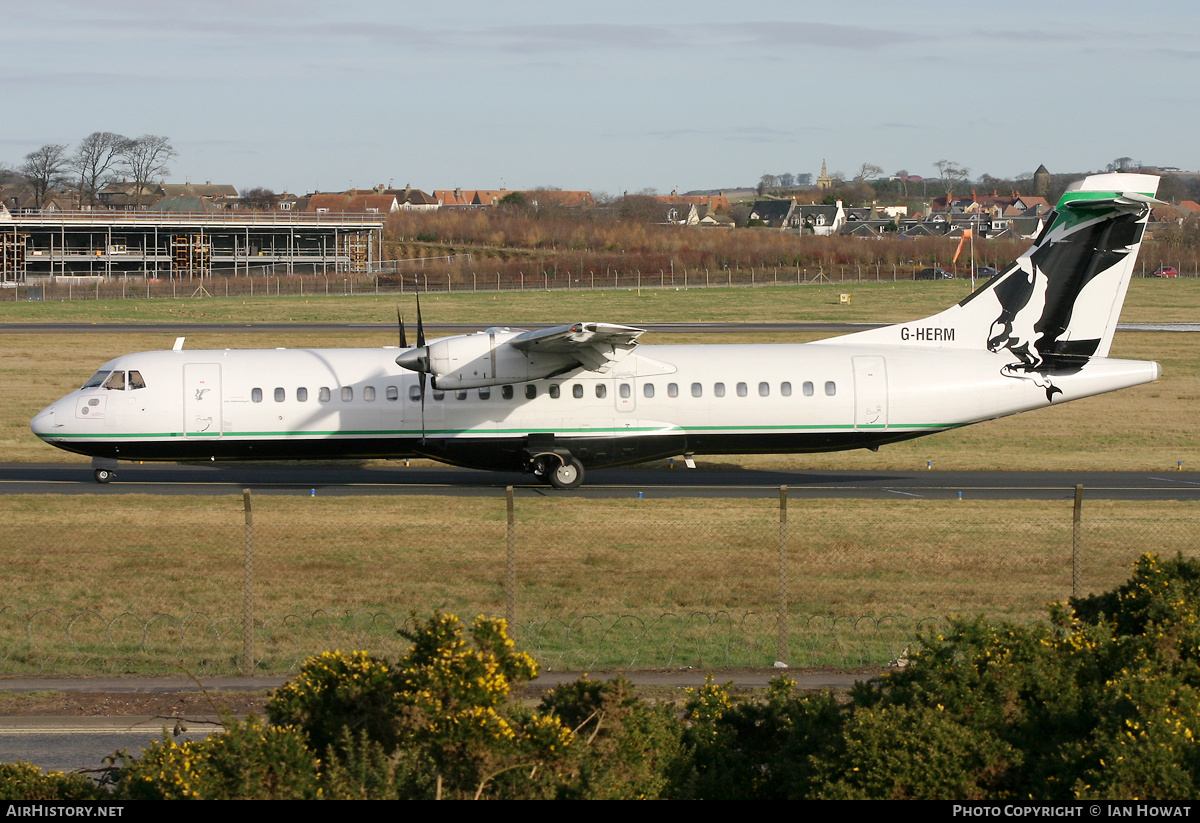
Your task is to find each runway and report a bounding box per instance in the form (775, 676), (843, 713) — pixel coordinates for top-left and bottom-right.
(2, 462), (1198, 500)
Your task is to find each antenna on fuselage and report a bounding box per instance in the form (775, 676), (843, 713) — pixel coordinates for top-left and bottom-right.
(173, 337), (185, 351)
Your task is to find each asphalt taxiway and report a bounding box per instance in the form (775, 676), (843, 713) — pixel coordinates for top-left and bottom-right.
(2, 462), (1198, 500)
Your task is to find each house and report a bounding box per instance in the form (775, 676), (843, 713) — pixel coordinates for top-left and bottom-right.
(305, 193), (400, 215)
(793, 202), (846, 236)
(657, 202), (700, 225)
(746, 199), (794, 228)
(149, 195), (219, 213)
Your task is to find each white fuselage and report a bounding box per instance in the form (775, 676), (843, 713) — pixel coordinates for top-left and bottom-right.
(30, 340), (1159, 472)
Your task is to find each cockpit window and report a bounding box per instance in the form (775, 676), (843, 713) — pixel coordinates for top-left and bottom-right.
(128, 371), (146, 390)
(82, 370), (110, 389)
(103, 371), (126, 391)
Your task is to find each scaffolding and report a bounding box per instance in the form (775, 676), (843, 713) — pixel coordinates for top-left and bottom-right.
(0, 212), (384, 281)
(1, 230), (27, 282)
(337, 232), (369, 272)
(171, 234), (211, 278)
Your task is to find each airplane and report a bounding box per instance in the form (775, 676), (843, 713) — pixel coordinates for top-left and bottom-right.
(32, 172), (1163, 488)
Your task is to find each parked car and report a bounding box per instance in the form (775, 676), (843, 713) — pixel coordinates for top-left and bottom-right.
(916, 267), (953, 280)
(974, 266), (1000, 279)
(1151, 266), (1179, 278)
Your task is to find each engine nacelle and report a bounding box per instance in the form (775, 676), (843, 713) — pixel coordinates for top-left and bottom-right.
(425, 329), (577, 389)
(396, 323), (644, 389)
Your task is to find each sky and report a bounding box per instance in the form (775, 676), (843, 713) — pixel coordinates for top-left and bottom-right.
(2, 0), (1197, 197)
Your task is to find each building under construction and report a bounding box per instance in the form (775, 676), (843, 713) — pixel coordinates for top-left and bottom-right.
(0, 211), (385, 282)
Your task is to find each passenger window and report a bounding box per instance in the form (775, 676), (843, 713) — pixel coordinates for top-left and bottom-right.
(251, 388), (263, 403)
(549, 384), (561, 399)
(667, 383), (678, 398)
(759, 382), (769, 397)
(619, 384), (631, 399)
(595, 384), (607, 399)
(103, 371), (126, 391)
(320, 387), (332, 402)
(714, 382), (725, 397)
(297, 387), (308, 402)
(386, 386), (398, 401)
(128, 371), (146, 390)
(274, 387), (285, 402)
(341, 387), (353, 402)
(803, 381), (814, 397)
(364, 386), (376, 401)
(737, 382), (748, 397)
(456, 390), (468, 401)
(502, 385), (514, 400)
(572, 384), (583, 399)
(691, 382), (702, 398)
(408, 385), (421, 402)
(525, 385), (537, 400)
(432, 390), (444, 401)
(781, 382), (792, 397)
(643, 383), (655, 399)
(478, 387), (490, 400)
(825, 381), (837, 396)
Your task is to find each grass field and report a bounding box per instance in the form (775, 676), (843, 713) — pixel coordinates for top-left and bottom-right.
(1, 493), (1192, 675)
(1, 277), (1198, 325)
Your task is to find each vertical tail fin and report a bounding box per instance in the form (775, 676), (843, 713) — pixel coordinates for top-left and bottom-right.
(827, 172), (1160, 365)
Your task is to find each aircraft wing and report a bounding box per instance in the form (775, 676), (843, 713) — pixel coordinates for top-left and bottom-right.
(509, 323), (644, 371)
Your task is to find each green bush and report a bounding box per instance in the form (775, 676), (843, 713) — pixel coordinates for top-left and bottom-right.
(0, 762), (106, 801)
(539, 676), (689, 799)
(111, 717), (320, 800)
(683, 554), (1200, 800)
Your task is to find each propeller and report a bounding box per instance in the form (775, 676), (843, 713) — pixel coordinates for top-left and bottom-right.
(394, 283), (429, 444)
(397, 306), (408, 349)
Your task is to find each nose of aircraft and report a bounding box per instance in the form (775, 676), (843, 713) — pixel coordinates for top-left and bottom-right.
(30, 401), (60, 439)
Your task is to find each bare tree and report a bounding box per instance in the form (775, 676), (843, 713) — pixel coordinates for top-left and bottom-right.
(933, 159), (970, 197)
(854, 162), (884, 182)
(0, 162), (21, 185)
(71, 131), (130, 208)
(120, 135), (177, 207)
(19, 144), (70, 209)
(894, 169), (910, 197)
(241, 186), (279, 210)
(1106, 156), (1139, 173)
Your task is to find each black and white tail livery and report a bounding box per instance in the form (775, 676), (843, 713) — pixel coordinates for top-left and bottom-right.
(33, 173), (1162, 487)
(829, 172), (1161, 400)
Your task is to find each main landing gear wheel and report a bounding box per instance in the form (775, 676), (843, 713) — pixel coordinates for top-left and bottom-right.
(546, 456), (585, 490)
(94, 468), (114, 484)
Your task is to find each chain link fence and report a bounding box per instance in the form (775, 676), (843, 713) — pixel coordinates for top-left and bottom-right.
(1, 490), (1195, 676)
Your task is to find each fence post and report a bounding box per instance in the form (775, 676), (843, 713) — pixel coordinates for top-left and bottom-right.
(506, 486), (516, 632)
(242, 488), (255, 675)
(778, 485), (788, 665)
(1072, 484), (1083, 600)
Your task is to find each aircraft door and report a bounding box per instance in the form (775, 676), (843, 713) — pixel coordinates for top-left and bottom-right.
(852, 356), (887, 429)
(614, 377), (636, 413)
(183, 363), (222, 437)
